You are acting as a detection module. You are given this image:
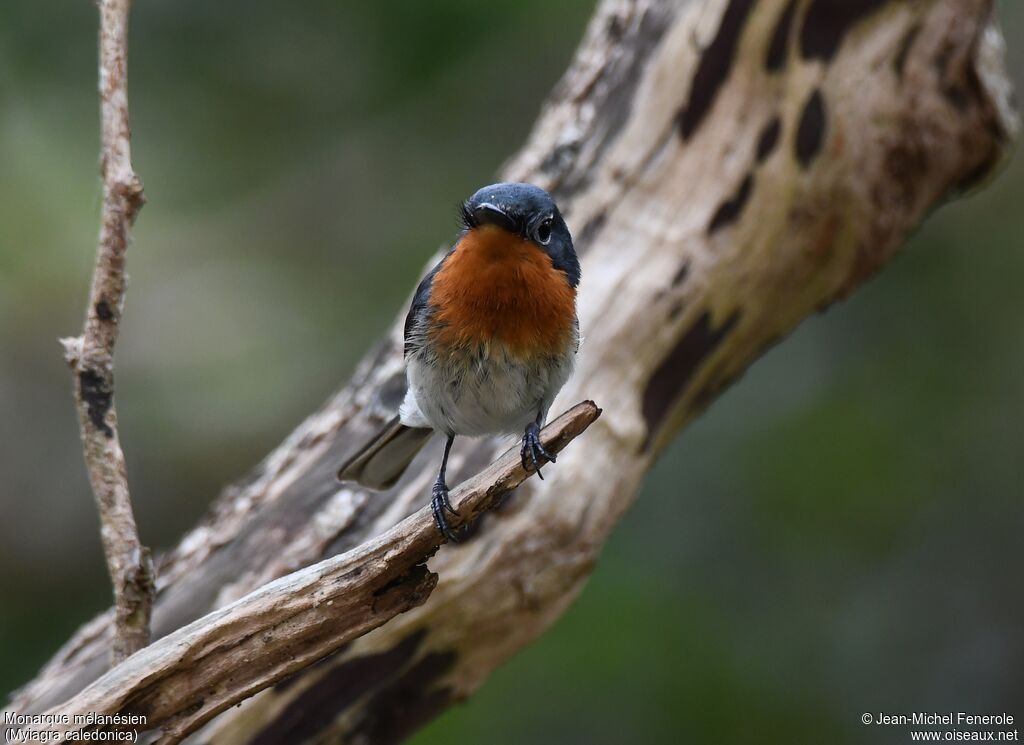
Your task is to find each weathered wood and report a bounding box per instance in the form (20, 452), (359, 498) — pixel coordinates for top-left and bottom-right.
(21, 404), (597, 744)
(9, 0), (1016, 743)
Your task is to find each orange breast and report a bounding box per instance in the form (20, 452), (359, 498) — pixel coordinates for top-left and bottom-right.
(430, 225), (577, 358)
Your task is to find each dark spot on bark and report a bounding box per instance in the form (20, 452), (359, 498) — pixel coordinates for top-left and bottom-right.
(574, 210), (608, 252)
(641, 310), (741, 450)
(79, 368), (114, 437)
(345, 650), (458, 745)
(678, 0), (757, 139)
(251, 630), (428, 745)
(883, 136), (930, 210)
(708, 173), (754, 234)
(672, 260), (690, 286)
(800, 0), (887, 62)
(376, 564), (437, 615)
(756, 116), (782, 162)
(954, 150), (999, 194)
(94, 300), (115, 321)
(893, 23), (921, 80)
(931, 39), (970, 113)
(946, 85), (972, 112)
(765, 0), (797, 71)
(933, 39), (1004, 130)
(606, 11), (627, 41)
(180, 699), (204, 718)
(932, 39), (953, 77)
(795, 89), (826, 168)
(373, 563), (431, 599)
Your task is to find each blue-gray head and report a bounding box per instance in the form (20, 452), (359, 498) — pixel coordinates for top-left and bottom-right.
(459, 182), (580, 288)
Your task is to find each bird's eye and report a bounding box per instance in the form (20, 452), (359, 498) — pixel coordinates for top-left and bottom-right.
(535, 217), (553, 245)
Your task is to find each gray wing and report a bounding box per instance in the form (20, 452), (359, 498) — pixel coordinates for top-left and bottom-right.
(403, 252), (450, 358)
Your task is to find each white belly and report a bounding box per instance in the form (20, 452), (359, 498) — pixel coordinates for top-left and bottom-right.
(400, 341), (574, 437)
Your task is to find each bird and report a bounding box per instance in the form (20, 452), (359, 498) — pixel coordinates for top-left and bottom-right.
(337, 182), (580, 541)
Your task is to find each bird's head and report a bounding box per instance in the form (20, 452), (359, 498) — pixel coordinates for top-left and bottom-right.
(458, 182), (580, 288)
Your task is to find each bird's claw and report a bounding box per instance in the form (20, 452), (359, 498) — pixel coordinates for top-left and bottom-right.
(431, 480), (460, 542)
(521, 423), (555, 479)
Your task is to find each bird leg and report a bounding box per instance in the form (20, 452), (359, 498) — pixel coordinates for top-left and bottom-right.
(521, 415), (555, 479)
(431, 434), (460, 542)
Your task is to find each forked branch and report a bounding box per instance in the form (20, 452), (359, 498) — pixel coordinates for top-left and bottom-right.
(60, 0), (152, 664)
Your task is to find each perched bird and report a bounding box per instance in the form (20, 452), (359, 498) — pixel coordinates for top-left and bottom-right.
(337, 182), (580, 540)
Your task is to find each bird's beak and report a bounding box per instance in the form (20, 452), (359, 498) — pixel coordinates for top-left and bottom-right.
(471, 202), (517, 232)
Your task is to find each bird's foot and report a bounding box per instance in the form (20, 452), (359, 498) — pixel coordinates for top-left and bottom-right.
(431, 479), (461, 542)
(521, 422), (555, 479)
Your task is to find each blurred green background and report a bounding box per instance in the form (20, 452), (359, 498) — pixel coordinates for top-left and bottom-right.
(1, 2), (1021, 743)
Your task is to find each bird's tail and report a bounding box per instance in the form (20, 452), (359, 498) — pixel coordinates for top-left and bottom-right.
(336, 416), (434, 490)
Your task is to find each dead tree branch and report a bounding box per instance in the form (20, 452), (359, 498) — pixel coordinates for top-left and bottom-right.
(59, 0), (152, 664)
(12, 0), (1017, 743)
(32, 404), (599, 744)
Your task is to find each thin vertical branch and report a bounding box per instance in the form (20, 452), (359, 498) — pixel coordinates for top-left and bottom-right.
(61, 0), (152, 664)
